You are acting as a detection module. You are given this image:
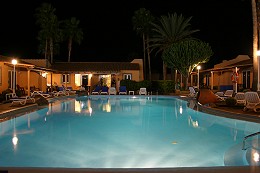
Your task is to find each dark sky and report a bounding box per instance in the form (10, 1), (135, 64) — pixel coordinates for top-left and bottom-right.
(0, 0), (252, 69)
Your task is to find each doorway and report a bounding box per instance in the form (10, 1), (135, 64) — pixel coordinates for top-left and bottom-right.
(82, 75), (88, 88)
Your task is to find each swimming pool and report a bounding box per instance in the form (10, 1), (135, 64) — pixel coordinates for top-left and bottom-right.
(0, 95), (259, 168)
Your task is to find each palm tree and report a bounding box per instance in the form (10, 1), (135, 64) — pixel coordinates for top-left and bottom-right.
(62, 17), (84, 62)
(132, 8), (154, 81)
(251, 0), (258, 91)
(149, 13), (199, 80)
(35, 3), (62, 66)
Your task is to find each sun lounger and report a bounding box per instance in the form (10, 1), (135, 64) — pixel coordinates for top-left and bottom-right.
(58, 90), (69, 96)
(64, 87), (76, 95)
(100, 86), (109, 95)
(31, 91), (52, 98)
(91, 86), (102, 95)
(215, 90), (233, 100)
(119, 86), (127, 95)
(234, 92), (246, 105)
(10, 96), (35, 106)
(139, 88), (147, 95)
(244, 92), (260, 112)
(224, 90), (234, 97)
(109, 87), (117, 95)
(188, 86), (197, 98)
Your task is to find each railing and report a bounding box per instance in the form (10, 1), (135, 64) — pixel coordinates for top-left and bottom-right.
(242, 131), (260, 150)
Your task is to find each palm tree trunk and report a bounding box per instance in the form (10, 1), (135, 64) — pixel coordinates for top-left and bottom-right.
(68, 39), (72, 62)
(142, 33), (146, 80)
(175, 69), (178, 89)
(146, 35), (152, 81)
(163, 62), (167, 80)
(45, 38), (48, 68)
(50, 37), (54, 64)
(252, 0), (258, 91)
(185, 75), (189, 90)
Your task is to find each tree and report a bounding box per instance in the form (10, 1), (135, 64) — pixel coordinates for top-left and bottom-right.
(252, 0), (259, 91)
(132, 8), (154, 81)
(162, 39), (213, 89)
(149, 13), (199, 80)
(35, 3), (62, 66)
(62, 17), (84, 62)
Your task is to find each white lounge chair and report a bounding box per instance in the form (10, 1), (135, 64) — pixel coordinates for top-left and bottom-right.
(234, 92), (246, 105)
(64, 87), (76, 95)
(31, 91), (52, 98)
(49, 91), (62, 97)
(244, 92), (260, 112)
(188, 87), (197, 97)
(215, 91), (224, 97)
(58, 90), (70, 96)
(60, 86), (74, 95)
(10, 96), (35, 106)
(109, 87), (117, 95)
(139, 88), (147, 95)
(215, 90), (233, 100)
(224, 90), (234, 97)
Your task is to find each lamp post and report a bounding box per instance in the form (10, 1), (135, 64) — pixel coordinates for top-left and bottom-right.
(197, 65), (201, 89)
(257, 50), (260, 91)
(12, 59), (17, 94)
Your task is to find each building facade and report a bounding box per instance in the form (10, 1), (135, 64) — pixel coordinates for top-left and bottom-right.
(0, 56), (144, 94)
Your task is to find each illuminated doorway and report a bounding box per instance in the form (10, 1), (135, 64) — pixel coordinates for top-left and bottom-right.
(82, 75), (88, 87)
(99, 75), (111, 87)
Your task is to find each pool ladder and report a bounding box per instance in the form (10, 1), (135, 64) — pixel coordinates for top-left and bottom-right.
(242, 131), (260, 150)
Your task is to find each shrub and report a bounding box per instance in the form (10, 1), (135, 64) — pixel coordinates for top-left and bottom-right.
(120, 79), (138, 91)
(225, 97), (237, 106)
(120, 79), (174, 94)
(0, 89), (13, 103)
(243, 89), (251, 92)
(137, 80), (152, 90)
(151, 80), (175, 94)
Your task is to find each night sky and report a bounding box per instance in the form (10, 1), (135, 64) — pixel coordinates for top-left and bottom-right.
(0, 0), (252, 70)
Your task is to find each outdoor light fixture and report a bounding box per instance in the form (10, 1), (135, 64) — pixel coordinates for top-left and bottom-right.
(11, 59), (17, 94)
(197, 65), (201, 89)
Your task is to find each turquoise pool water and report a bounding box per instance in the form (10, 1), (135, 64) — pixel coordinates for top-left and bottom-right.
(0, 95), (259, 168)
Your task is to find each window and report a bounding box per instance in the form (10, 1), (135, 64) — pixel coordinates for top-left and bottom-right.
(242, 71), (250, 89)
(62, 74), (70, 83)
(123, 74), (132, 80)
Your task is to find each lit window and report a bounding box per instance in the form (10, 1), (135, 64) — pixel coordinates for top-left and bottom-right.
(62, 74), (70, 83)
(75, 74), (81, 86)
(123, 74), (132, 80)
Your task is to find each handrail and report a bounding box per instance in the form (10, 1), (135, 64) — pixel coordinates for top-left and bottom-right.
(242, 131), (260, 150)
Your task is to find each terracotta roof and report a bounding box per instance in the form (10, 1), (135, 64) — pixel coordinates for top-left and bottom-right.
(226, 58), (252, 67)
(50, 62), (140, 73)
(199, 58), (253, 73)
(0, 55), (33, 65)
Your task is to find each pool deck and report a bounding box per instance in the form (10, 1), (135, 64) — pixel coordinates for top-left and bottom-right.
(0, 94), (260, 122)
(179, 96), (260, 123)
(1, 166), (259, 173)
(0, 101), (39, 121)
(0, 95), (260, 173)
